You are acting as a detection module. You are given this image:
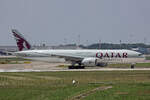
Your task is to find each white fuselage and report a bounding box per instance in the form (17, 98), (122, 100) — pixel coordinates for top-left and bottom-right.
(14, 49), (142, 62)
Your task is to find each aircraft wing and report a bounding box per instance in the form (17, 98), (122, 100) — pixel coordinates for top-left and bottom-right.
(35, 52), (84, 62)
(51, 54), (83, 62)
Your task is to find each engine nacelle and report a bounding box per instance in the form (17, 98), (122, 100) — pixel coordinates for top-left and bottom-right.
(81, 57), (108, 67)
(82, 58), (107, 67)
(82, 58), (97, 66)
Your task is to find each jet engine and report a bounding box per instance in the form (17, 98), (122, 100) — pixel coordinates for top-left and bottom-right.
(81, 57), (107, 67)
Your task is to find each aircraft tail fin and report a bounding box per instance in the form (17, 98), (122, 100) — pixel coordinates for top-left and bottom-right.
(12, 29), (31, 51)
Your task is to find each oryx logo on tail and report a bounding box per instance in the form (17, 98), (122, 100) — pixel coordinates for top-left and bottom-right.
(12, 29), (31, 51)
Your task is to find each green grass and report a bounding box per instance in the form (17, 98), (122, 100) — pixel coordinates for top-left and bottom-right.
(107, 63), (150, 68)
(0, 57), (30, 61)
(0, 57), (30, 64)
(83, 83), (150, 100)
(136, 63), (150, 67)
(0, 71), (150, 100)
(146, 56), (150, 60)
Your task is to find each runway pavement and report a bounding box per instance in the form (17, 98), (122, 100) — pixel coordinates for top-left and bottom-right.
(0, 57), (149, 72)
(0, 67), (150, 72)
(1, 68), (150, 72)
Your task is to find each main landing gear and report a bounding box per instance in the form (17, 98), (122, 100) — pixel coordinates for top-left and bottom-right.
(68, 65), (85, 69)
(68, 62), (85, 69)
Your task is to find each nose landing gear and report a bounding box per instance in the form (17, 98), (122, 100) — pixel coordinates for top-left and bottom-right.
(131, 63), (135, 69)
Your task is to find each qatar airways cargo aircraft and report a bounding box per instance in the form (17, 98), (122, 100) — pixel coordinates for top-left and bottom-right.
(12, 29), (142, 69)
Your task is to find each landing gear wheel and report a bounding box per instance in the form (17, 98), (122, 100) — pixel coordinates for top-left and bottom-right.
(131, 65), (134, 69)
(68, 66), (74, 69)
(131, 63), (135, 69)
(68, 65), (85, 69)
(78, 65), (85, 69)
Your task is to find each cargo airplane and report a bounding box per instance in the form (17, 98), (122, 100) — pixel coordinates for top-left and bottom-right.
(12, 29), (142, 69)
